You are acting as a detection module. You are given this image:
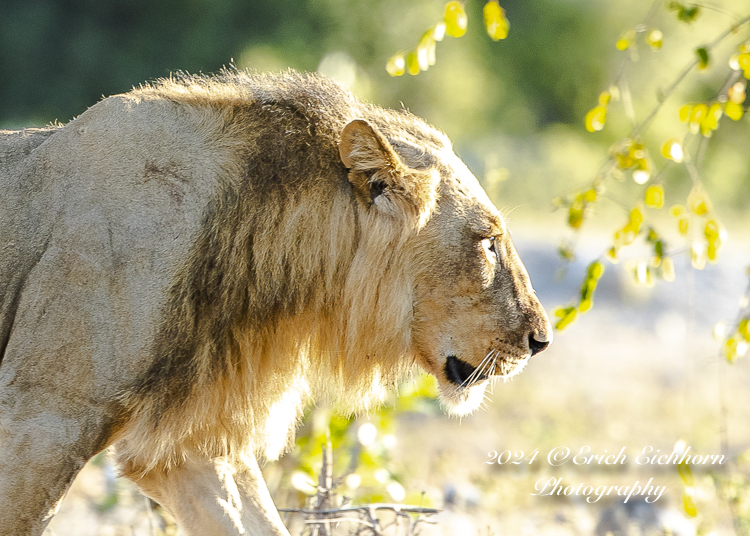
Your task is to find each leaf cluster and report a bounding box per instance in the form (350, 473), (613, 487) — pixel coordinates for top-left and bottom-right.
(386, 1), (509, 77)
(554, 3), (750, 331)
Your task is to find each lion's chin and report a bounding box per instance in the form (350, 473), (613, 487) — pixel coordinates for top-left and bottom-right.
(438, 381), (489, 416)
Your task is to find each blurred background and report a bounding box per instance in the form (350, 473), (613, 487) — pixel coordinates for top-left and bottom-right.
(2, 0), (749, 534)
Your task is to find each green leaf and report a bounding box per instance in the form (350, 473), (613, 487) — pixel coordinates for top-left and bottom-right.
(696, 47), (709, 70)
(669, 2), (701, 23)
(678, 6), (700, 23)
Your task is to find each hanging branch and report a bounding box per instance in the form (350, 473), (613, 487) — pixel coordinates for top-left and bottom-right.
(553, 5), (750, 331)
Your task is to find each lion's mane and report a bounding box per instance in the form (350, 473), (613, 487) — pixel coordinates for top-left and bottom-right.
(117, 71), (445, 472)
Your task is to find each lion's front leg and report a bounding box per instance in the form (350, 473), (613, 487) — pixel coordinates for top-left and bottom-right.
(0, 421), (85, 536)
(122, 453), (291, 536)
(0, 392), (115, 535)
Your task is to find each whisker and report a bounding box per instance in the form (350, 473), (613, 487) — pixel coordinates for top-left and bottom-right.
(477, 350), (497, 379)
(459, 362), (486, 391)
(465, 349), (497, 389)
(474, 350), (496, 379)
(459, 350), (493, 390)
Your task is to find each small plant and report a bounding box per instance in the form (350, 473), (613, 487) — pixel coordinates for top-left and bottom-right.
(280, 431), (439, 535)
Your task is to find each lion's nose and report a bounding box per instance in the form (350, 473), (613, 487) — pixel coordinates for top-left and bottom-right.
(528, 332), (550, 356)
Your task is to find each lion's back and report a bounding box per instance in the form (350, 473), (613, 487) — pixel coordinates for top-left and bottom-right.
(0, 94), (231, 391)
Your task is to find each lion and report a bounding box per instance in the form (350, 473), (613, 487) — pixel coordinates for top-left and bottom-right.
(0, 70), (551, 535)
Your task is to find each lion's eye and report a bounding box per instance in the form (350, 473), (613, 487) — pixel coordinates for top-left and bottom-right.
(369, 176), (387, 202)
(481, 237), (497, 262)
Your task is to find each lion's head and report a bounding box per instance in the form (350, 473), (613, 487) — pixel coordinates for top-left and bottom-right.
(338, 117), (551, 416)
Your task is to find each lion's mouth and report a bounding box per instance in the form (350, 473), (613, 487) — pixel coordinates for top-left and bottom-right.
(444, 352), (529, 388)
(444, 355), (488, 387)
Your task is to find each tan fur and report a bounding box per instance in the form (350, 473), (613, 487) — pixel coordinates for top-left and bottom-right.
(0, 70), (550, 535)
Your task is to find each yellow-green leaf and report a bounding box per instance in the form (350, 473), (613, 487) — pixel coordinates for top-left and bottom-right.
(406, 51), (420, 75)
(484, 1), (509, 41)
(645, 29), (663, 49)
(568, 205), (584, 229)
(588, 260), (605, 280)
(607, 247), (619, 263)
(725, 101), (743, 120)
(557, 243), (575, 261)
(585, 106), (607, 132)
(386, 53), (406, 77)
(696, 47), (710, 70)
(645, 185), (664, 208)
(673, 4), (700, 23)
(555, 308), (578, 331)
(444, 1), (468, 38)
(661, 138), (683, 162)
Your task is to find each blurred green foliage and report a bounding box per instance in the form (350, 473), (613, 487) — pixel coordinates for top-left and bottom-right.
(0, 0), (332, 125)
(0, 0), (613, 133)
(283, 373), (440, 506)
(5, 0), (750, 216)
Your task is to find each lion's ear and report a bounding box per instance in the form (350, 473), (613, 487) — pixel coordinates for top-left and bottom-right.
(339, 119), (402, 172)
(339, 119), (438, 228)
(339, 120), (407, 205)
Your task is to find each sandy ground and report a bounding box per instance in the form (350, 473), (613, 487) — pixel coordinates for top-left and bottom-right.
(42, 232), (750, 535)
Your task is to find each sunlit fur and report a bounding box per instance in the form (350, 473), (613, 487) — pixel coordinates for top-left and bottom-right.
(116, 71), (450, 473)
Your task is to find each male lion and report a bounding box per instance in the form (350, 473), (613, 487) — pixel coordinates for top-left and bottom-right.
(0, 70), (550, 535)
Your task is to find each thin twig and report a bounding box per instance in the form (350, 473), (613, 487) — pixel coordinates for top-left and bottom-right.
(280, 505), (440, 516)
(305, 517), (374, 528)
(632, 14), (750, 135)
(685, 2), (744, 22)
